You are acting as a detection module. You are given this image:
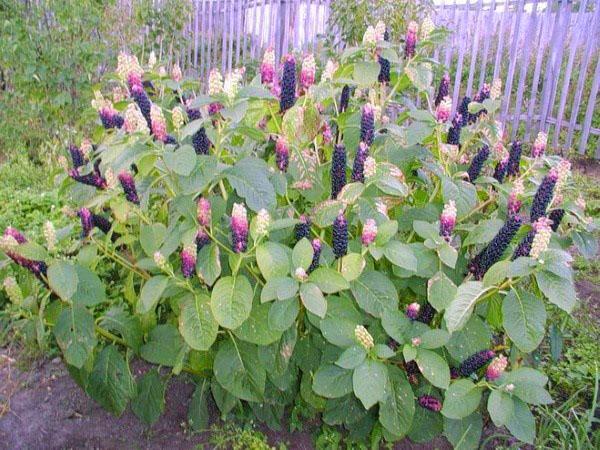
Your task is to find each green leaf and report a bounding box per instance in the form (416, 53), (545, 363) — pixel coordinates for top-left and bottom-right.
(292, 238), (314, 271)
(261, 276), (298, 302)
(381, 310), (412, 345)
(353, 359), (388, 409)
(415, 349), (450, 389)
(487, 389), (513, 426)
(445, 316), (491, 362)
(268, 297), (299, 331)
(336, 345), (367, 369)
(313, 200), (345, 227)
(213, 339), (266, 402)
(483, 260), (510, 287)
(340, 253), (366, 281)
(99, 306), (143, 353)
(508, 256), (537, 278)
(256, 242), (291, 280)
(384, 241), (417, 271)
(572, 230), (598, 259)
(375, 175), (409, 197)
(413, 220), (440, 242)
(196, 243), (221, 286)
(136, 276), (168, 314)
(503, 368), (552, 405)
(441, 379), (482, 419)
(140, 223), (167, 257)
(221, 100), (248, 122)
(71, 264), (106, 306)
(320, 297), (362, 347)
(419, 329), (450, 349)
(225, 157), (276, 212)
(210, 275), (253, 329)
(536, 270), (577, 313)
(445, 281), (490, 333)
(313, 364), (353, 399)
(442, 177), (477, 219)
(233, 302), (283, 345)
(131, 369), (165, 425)
(163, 145), (196, 176)
(48, 261), (78, 300)
(353, 61), (380, 86)
(14, 242), (47, 261)
(463, 219), (504, 246)
(427, 271), (456, 312)
(54, 305), (97, 369)
(379, 366), (415, 437)
(502, 289), (546, 353)
(375, 344), (395, 359)
(403, 344), (417, 362)
(337, 182), (364, 204)
(299, 282), (327, 318)
(443, 412), (483, 450)
(351, 271), (398, 318)
(437, 243), (457, 268)
(505, 398), (536, 444)
(87, 346), (135, 416)
(188, 379), (210, 432)
(179, 293), (218, 351)
(309, 267), (350, 293)
(140, 324), (184, 367)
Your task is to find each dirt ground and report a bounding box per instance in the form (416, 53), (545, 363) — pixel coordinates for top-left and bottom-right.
(0, 350), (453, 450)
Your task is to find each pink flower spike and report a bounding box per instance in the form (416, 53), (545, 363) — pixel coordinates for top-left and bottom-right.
(486, 355), (508, 381)
(361, 219), (378, 246)
(181, 245), (197, 278)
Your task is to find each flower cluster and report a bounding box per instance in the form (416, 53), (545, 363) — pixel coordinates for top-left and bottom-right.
(352, 142), (370, 183)
(486, 355), (508, 381)
(231, 203), (249, 253)
(118, 171), (140, 205)
(280, 54), (296, 112)
(418, 395), (442, 412)
(467, 145), (490, 182)
(300, 53), (316, 91)
(530, 169), (558, 222)
(405, 21), (418, 58)
(1, 228), (47, 279)
(355, 325), (374, 350)
(458, 350), (495, 377)
(506, 141), (522, 177)
(332, 211), (348, 258)
(260, 47), (275, 85)
(439, 200), (457, 242)
(360, 104), (375, 146)
(180, 245), (197, 278)
(331, 144), (347, 198)
(435, 96), (452, 123)
(532, 131), (547, 158)
(361, 219), (378, 246)
(275, 136), (290, 172)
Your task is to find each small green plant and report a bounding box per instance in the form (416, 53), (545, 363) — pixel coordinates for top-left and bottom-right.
(1, 19), (597, 448)
(204, 423), (280, 450)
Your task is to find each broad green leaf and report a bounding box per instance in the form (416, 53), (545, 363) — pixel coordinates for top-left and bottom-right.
(505, 398), (536, 444)
(225, 157), (276, 212)
(351, 271), (398, 318)
(188, 379), (210, 432)
(442, 177), (477, 219)
(313, 200), (345, 227)
(572, 230), (598, 260)
(268, 297), (299, 331)
(179, 293), (218, 351)
(309, 267), (350, 293)
(384, 241), (417, 271)
(210, 275), (253, 329)
(375, 220), (398, 246)
(502, 289), (546, 353)
(163, 145), (196, 176)
(463, 219), (504, 246)
(419, 329), (450, 349)
(256, 242), (290, 280)
(300, 282), (327, 318)
(536, 270), (577, 313)
(445, 316), (491, 362)
(140, 324), (184, 367)
(412, 220), (440, 242)
(379, 366), (415, 437)
(213, 339), (265, 402)
(48, 261), (78, 300)
(353, 359), (388, 409)
(445, 281), (490, 333)
(381, 310), (412, 345)
(336, 345), (367, 369)
(353, 61), (380, 86)
(71, 264), (106, 306)
(337, 182), (364, 204)
(408, 392), (443, 442)
(233, 302), (283, 345)
(54, 305), (96, 369)
(437, 243), (457, 268)
(443, 412), (483, 450)
(136, 276), (168, 314)
(261, 276), (298, 302)
(487, 389), (513, 426)
(375, 344), (395, 359)
(87, 346), (135, 416)
(99, 305), (142, 353)
(196, 243), (221, 286)
(14, 242), (47, 260)
(508, 256), (537, 278)
(320, 296), (362, 347)
(312, 364), (353, 398)
(427, 271), (456, 312)
(483, 260), (510, 287)
(131, 369), (165, 425)
(375, 175), (409, 197)
(403, 344), (417, 362)
(292, 238), (314, 271)
(340, 253), (366, 281)
(415, 349), (450, 389)
(503, 368), (552, 405)
(441, 379), (482, 419)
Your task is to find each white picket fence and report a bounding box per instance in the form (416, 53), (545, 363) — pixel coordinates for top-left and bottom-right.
(123, 0), (600, 156)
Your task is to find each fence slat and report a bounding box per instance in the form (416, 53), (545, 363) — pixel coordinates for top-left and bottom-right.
(450, 1), (470, 116)
(477, 0), (497, 90)
(465, 0), (483, 98)
(579, 57), (600, 154)
(501, 0), (525, 120)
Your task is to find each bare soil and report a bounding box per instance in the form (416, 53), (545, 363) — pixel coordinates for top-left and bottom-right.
(0, 350), (451, 450)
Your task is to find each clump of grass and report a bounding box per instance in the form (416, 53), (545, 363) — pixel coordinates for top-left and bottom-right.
(202, 423), (284, 450)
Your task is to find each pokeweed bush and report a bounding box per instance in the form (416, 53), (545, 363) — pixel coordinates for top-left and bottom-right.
(1, 20), (597, 447)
